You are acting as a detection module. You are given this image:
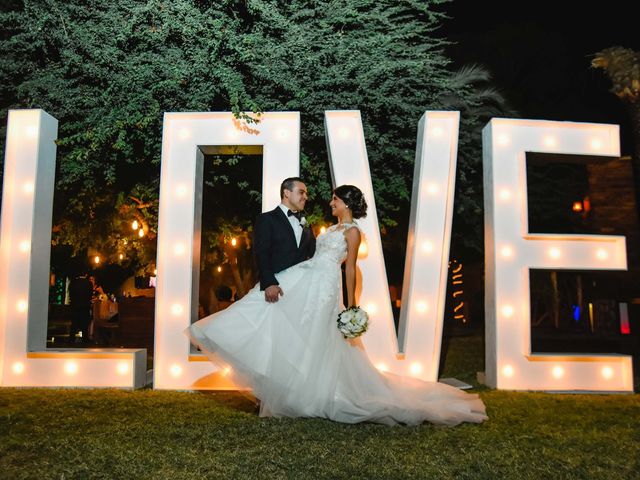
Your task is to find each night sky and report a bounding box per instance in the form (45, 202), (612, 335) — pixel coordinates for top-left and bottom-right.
(442, 0), (639, 154)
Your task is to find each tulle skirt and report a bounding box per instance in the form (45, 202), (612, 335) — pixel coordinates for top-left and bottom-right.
(186, 257), (487, 426)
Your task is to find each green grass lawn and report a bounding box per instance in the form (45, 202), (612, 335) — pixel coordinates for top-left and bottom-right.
(1, 336), (639, 479)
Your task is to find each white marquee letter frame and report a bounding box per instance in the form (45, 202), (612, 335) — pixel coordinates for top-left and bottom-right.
(154, 112), (300, 390)
(0, 110), (146, 388)
(483, 118), (633, 392)
(325, 111), (460, 381)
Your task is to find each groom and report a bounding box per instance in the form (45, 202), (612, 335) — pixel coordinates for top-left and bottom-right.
(254, 177), (316, 303)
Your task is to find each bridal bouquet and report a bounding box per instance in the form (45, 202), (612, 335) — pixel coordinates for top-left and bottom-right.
(337, 306), (369, 339)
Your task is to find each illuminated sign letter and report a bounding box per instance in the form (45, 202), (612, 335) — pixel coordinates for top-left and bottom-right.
(483, 118), (633, 391)
(0, 110), (146, 388)
(154, 112), (300, 389)
(325, 111), (460, 380)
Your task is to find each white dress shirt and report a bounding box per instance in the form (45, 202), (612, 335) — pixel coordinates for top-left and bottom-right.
(279, 204), (303, 247)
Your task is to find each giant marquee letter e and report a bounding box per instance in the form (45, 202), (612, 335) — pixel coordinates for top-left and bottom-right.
(483, 118), (633, 392)
(0, 110), (146, 388)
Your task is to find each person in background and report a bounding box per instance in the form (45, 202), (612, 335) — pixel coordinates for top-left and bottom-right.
(69, 272), (93, 343)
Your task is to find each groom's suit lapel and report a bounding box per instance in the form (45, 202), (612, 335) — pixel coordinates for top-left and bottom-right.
(273, 206), (298, 249)
(299, 224), (311, 251)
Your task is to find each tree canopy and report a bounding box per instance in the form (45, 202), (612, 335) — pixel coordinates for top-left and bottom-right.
(0, 0), (507, 283)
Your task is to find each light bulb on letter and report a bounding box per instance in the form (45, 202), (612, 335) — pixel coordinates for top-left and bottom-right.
(602, 366), (614, 379)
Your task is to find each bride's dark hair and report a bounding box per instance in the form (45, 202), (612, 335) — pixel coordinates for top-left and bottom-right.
(334, 185), (367, 219)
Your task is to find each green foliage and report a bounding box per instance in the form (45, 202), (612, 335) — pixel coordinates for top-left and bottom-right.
(0, 0), (509, 273)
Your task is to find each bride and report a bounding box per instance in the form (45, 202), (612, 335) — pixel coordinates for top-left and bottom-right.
(186, 185), (487, 426)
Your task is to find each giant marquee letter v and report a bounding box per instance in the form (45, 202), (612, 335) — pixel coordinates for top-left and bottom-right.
(325, 111), (460, 381)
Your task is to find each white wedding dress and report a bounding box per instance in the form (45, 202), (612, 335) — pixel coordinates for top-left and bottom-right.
(186, 223), (487, 426)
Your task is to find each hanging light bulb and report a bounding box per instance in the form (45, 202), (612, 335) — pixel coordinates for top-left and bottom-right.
(138, 228), (144, 238)
(132, 220), (139, 231)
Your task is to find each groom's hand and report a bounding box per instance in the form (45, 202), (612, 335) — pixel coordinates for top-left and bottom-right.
(264, 285), (283, 303)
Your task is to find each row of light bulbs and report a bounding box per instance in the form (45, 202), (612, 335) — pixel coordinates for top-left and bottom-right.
(372, 361), (617, 381)
(501, 364), (615, 380)
(11, 360), (130, 376)
(495, 134), (606, 151)
(497, 245), (610, 261)
(177, 127), (293, 142)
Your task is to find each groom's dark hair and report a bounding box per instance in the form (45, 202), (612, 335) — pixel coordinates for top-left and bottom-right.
(280, 177), (304, 199)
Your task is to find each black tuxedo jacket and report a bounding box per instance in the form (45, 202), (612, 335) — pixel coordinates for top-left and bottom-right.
(254, 207), (316, 290)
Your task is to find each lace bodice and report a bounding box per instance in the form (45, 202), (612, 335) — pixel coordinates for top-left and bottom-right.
(315, 222), (360, 264)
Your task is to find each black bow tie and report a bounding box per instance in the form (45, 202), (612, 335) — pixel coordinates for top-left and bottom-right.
(287, 209), (302, 221)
